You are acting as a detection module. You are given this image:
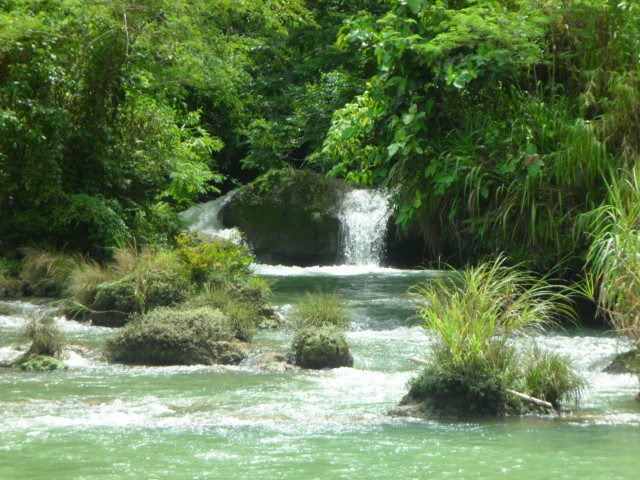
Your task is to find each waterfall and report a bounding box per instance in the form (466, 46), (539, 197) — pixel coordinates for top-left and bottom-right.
(178, 192), (241, 243)
(338, 189), (392, 266)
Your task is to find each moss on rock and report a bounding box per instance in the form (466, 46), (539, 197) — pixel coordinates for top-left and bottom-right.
(292, 330), (353, 369)
(220, 169), (348, 265)
(86, 275), (190, 327)
(105, 306), (250, 365)
(16, 354), (67, 372)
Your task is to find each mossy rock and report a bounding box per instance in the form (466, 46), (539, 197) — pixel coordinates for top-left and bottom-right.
(88, 276), (190, 327)
(220, 169), (351, 265)
(293, 330), (354, 369)
(16, 355), (66, 372)
(105, 306), (250, 366)
(604, 349), (640, 374)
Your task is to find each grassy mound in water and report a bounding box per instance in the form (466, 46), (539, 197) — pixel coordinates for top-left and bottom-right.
(402, 257), (584, 417)
(10, 317), (67, 372)
(290, 291), (354, 369)
(105, 306), (251, 366)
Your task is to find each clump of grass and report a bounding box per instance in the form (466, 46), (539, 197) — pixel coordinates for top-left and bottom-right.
(64, 259), (115, 306)
(290, 291), (351, 333)
(584, 165), (640, 345)
(23, 317), (65, 357)
(20, 249), (78, 297)
(522, 347), (585, 408)
(408, 256), (582, 415)
(185, 285), (260, 342)
(288, 290), (354, 369)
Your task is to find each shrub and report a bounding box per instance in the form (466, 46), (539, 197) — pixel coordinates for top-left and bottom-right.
(85, 274), (190, 326)
(522, 348), (584, 408)
(105, 306), (248, 365)
(22, 317), (65, 357)
(290, 291), (351, 333)
(407, 256), (580, 415)
(184, 286), (260, 342)
(176, 234), (253, 285)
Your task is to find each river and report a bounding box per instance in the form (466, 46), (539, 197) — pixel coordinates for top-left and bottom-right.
(1, 265), (639, 479)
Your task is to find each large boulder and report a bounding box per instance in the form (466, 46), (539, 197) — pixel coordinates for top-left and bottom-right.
(292, 330), (354, 369)
(220, 169), (350, 265)
(105, 306), (250, 366)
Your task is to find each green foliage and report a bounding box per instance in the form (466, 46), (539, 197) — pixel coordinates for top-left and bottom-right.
(320, 0), (640, 268)
(105, 306), (248, 366)
(408, 257), (582, 414)
(290, 291), (351, 333)
(23, 317), (65, 358)
(583, 165), (640, 344)
(19, 355), (66, 372)
(176, 234), (253, 285)
(0, 0), (309, 256)
(240, 1), (384, 173)
(522, 347), (584, 408)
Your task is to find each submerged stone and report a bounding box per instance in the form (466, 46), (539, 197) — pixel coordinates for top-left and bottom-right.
(293, 331), (353, 369)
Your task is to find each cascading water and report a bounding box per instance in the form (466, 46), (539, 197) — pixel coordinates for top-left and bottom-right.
(178, 191), (241, 243)
(338, 189), (392, 266)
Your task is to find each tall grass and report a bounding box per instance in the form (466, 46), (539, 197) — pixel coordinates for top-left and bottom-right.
(290, 291), (351, 333)
(522, 347), (584, 407)
(584, 165), (640, 344)
(23, 317), (65, 357)
(20, 249), (79, 297)
(410, 256), (572, 367)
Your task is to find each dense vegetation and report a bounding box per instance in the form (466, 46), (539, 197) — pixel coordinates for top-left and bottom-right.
(3, 0), (639, 268)
(2, 0), (640, 404)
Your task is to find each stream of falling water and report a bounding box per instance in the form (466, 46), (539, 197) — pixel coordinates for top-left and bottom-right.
(338, 189), (392, 266)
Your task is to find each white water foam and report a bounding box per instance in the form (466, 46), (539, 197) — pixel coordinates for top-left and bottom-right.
(251, 263), (426, 277)
(178, 191), (242, 243)
(338, 189), (393, 266)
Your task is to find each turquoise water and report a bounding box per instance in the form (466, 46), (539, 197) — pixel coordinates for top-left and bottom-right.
(1, 267), (639, 479)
